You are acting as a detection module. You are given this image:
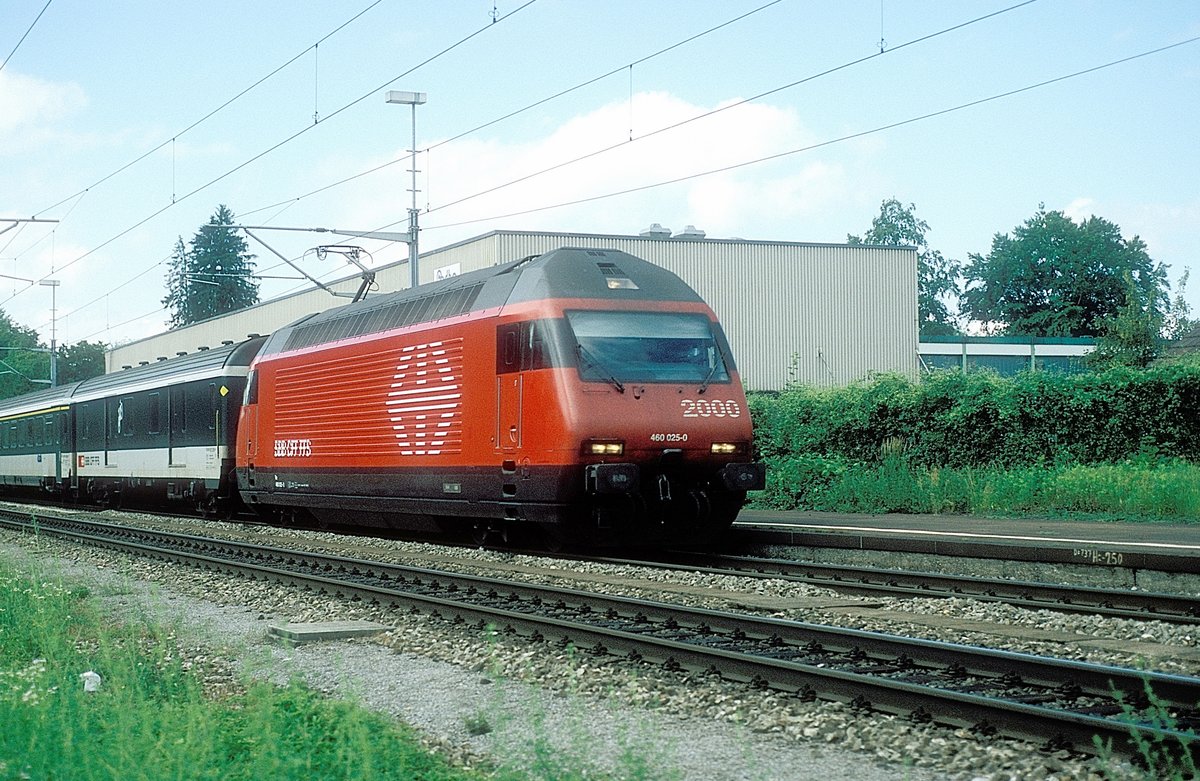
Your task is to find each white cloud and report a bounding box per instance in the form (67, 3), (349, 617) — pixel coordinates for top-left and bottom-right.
(329, 91), (832, 244)
(1062, 197), (1098, 222)
(0, 71), (87, 153)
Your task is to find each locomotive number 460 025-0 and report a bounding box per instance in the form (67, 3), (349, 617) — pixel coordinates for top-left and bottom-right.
(680, 399), (742, 418)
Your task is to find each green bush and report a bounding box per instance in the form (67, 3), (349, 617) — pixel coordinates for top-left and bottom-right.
(753, 365), (1200, 470)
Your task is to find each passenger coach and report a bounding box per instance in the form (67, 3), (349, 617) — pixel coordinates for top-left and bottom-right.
(0, 338), (264, 512)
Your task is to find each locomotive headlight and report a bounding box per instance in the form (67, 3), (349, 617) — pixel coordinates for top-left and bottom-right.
(710, 442), (746, 455)
(584, 440), (625, 456)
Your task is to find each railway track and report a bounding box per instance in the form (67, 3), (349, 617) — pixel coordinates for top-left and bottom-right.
(598, 551), (1200, 625)
(2, 508), (1197, 759)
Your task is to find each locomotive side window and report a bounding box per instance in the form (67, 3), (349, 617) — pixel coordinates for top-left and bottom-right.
(565, 310), (730, 385)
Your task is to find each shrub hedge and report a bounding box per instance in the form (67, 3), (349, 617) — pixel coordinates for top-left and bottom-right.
(750, 365), (1200, 469)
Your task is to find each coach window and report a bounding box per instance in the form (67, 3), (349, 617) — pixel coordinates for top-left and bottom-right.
(208, 383), (218, 430)
(118, 397), (135, 437)
(169, 387), (187, 435)
(148, 393), (161, 435)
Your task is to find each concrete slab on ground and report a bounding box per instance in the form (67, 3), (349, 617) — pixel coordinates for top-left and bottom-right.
(268, 620), (387, 645)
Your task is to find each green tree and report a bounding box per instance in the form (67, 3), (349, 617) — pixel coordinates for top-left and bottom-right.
(960, 206), (1168, 337)
(848, 198), (961, 336)
(1087, 273), (1163, 369)
(0, 309), (45, 399)
(56, 340), (108, 384)
(163, 204), (259, 328)
(1162, 269), (1196, 343)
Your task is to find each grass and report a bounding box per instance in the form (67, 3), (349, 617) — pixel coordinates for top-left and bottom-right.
(750, 455), (1200, 522)
(0, 559), (687, 781)
(0, 562), (490, 781)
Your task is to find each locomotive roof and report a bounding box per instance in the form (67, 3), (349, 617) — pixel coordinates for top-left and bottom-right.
(264, 247), (707, 356)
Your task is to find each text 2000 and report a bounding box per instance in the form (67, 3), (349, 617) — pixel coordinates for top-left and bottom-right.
(680, 399), (742, 418)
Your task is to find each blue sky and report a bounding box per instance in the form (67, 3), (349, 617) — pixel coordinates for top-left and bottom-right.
(2, 1), (1197, 348)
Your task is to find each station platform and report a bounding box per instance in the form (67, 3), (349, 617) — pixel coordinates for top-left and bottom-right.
(730, 510), (1200, 574)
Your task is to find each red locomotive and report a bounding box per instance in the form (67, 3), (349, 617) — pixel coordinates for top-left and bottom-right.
(0, 247), (763, 547)
(235, 247), (764, 545)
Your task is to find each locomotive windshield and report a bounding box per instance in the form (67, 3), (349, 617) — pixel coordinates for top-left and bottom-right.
(565, 310), (730, 385)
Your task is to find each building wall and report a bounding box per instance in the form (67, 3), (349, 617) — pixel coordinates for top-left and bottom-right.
(108, 230), (918, 391)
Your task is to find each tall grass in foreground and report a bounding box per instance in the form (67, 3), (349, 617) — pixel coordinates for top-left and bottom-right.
(0, 563), (483, 781)
(751, 456), (1200, 521)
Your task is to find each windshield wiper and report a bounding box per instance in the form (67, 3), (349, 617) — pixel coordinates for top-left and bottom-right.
(698, 360), (720, 394)
(576, 343), (625, 394)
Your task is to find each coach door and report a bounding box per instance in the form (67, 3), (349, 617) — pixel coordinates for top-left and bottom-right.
(496, 325), (523, 452)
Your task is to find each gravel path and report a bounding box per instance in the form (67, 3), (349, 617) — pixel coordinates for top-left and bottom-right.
(0, 516), (1154, 780)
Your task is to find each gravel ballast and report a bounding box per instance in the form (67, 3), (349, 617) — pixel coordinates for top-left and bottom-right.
(0, 510), (1161, 780)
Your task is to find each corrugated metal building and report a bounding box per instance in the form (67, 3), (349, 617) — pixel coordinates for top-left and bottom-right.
(107, 229), (918, 391)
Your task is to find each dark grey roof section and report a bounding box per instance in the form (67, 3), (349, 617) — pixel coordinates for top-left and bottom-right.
(72, 336), (267, 400)
(259, 255), (531, 358)
(507, 248), (704, 305)
(0, 381), (83, 418)
(260, 248), (706, 359)
(0, 338), (266, 415)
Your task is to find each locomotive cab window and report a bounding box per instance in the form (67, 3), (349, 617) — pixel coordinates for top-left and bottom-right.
(495, 319), (568, 373)
(565, 310), (730, 384)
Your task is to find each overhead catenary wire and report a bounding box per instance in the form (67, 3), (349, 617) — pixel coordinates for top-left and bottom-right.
(1, 0), (540, 315)
(235, 0), (786, 221)
(279, 0), (1044, 248)
(0, 0), (53, 76)
(101, 31), (1197, 338)
(425, 36), (1200, 231)
(424, 0), (1039, 218)
(246, 0), (1041, 245)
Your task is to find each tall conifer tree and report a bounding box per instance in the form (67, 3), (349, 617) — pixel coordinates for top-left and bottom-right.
(163, 205), (259, 328)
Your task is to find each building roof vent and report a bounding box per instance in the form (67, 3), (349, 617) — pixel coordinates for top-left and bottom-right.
(639, 222), (672, 238)
(673, 225), (706, 240)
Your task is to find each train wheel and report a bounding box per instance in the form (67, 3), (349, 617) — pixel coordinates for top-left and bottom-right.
(198, 494), (231, 521)
(101, 489), (122, 510)
(470, 520), (508, 547)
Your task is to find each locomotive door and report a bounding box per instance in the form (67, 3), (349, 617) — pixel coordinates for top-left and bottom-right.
(496, 325), (523, 452)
